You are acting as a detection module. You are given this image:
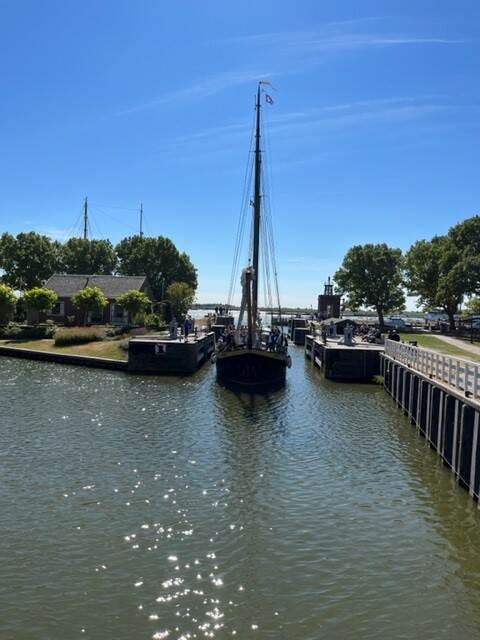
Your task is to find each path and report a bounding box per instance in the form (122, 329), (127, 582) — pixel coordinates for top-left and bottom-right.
(434, 334), (480, 357)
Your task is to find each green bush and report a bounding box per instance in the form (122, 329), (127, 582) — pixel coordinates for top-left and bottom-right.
(145, 313), (163, 330)
(0, 323), (56, 340)
(54, 326), (105, 347)
(0, 284), (17, 326)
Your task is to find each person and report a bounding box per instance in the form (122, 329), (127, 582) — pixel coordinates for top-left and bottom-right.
(169, 316), (178, 339)
(184, 316), (190, 340)
(215, 306), (219, 315)
(388, 328), (400, 342)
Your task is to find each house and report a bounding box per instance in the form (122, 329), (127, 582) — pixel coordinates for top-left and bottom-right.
(42, 274), (151, 325)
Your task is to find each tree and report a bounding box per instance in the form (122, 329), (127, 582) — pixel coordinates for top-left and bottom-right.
(116, 289), (151, 323)
(334, 243), (405, 328)
(464, 297), (480, 317)
(60, 238), (117, 275)
(448, 215), (480, 295)
(405, 235), (467, 331)
(166, 281), (195, 321)
(0, 283), (17, 326)
(115, 235), (197, 301)
(71, 286), (108, 325)
(24, 287), (58, 324)
(0, 232), (62, 290)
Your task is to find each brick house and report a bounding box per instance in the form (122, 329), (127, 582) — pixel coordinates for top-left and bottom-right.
(42, 274), (151, 325)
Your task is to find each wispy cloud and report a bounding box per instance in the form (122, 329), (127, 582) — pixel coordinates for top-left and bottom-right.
(116, 19), (464, 116)
(116, 68), (276, 116)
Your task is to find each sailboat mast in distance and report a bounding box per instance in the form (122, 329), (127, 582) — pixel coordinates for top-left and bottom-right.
(140, 203), (144, 238)
(83, 196), (88, 240)
(251, 84), (262, 324)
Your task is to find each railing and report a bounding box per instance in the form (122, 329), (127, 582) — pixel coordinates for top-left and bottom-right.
(384, 339), (480, 400)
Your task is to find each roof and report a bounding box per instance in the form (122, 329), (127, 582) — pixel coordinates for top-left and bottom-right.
(44, 274), (147, 299)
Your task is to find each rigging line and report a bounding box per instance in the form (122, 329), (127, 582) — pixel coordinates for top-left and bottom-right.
(94, 207), (139, 232)
(64, 208), (83, 241)
(261, 157), (282, 314)
(227, 108), (256, 307)
(91, 202), (139, 212)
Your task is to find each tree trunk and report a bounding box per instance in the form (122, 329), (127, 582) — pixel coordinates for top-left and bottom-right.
(447, 309), (456, 332)
(377, 307), (385, 331)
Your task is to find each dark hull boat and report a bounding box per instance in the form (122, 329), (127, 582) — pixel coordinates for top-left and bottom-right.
(215, 82), (291, 392)
(216, 349), (288, 391)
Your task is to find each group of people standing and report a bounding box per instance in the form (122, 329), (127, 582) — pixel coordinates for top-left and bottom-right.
(267, 326), (288, 352)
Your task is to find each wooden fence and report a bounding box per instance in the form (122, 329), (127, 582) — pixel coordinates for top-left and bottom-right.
(384, 339), (480, 400)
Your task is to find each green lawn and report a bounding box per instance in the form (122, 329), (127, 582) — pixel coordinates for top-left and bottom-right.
(399, 333), (480, 362)
(0, 337), (128, 361)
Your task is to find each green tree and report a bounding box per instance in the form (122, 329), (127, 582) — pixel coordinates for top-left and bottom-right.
(71, 286), (108, 325)
(405, 235), (466, 331)
(0, 232), (62, 289)
(115, 235), (197, 301)
(0, 283), (17, 326)
(61, 238), (117, 274)
(464, 296), (480, 317)
(116, 289), (151, 323)
(166, 281), (195, 321)
(24, 287), (58, 324)
(448, 215), (480, 295)
(334, 243), (405, 329)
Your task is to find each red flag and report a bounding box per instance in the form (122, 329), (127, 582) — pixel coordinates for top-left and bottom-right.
(265, 94), (274, 105)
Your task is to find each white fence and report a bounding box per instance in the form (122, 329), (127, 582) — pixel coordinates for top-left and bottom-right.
(384, 339), (480, 400)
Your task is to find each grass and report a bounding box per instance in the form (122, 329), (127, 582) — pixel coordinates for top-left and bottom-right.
(0, 336), (128, 361)
(54, 326), (105, 346)
(399, 333), (480, 362)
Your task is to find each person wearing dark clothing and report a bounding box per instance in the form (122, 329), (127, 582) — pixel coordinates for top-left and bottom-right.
(388, 328), (401, 342)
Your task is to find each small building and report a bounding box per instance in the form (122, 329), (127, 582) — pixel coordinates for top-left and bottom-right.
(317, 277), (341, 320)
(42, 274), (151, 325)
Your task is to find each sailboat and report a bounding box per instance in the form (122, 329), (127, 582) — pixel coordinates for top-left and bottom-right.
(215, 83), (291, 391)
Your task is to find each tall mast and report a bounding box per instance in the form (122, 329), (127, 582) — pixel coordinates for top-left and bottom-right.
(139, 203), (144, 238)
(83, 196), (88, 240)
(251, 84), (262, 324)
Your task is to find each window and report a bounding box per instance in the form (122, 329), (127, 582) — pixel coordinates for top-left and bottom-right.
(50, 301), (65, 316)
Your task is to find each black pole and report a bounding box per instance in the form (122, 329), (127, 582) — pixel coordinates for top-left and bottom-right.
(251, 84), (261, 327)
(83, 196), (88, 240)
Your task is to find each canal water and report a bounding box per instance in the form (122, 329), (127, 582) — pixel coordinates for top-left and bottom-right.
(2, 347), (480, 640)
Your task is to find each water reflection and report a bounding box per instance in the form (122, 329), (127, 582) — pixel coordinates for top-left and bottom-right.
(1, 349), (480, 639)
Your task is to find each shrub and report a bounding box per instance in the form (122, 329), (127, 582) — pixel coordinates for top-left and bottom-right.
(0, 283), (17, 326)
(145, 313), (163, 330)
(54, 326), (105, 346)
(0, 323), (56, 340)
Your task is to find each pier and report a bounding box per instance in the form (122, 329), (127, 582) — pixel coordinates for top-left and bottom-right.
(382, 339), (480, 501)
(305, 334), (383, 381)
(128, 332), (215, 374)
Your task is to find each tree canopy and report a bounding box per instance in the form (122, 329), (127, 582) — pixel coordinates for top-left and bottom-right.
(166, 281), (195, 321)
(116, 289), (151, 322)
(405, 229), (472, 330)
(0, 283), (17, 326)
(24, 287), (58, 312)
(116, 235), (197, 301)
(71, 286), (108, 325)
(334, 243), (404, 328)
(0, 232), (61, 290)
(60, 238), (117, 275)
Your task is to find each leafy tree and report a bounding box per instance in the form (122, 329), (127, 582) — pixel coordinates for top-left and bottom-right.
(71, 286), (108, 325)
(166, 281), (195, 321)
(464, 296), (480, 317)
(24, 287), (58, 323)
(448, 215), (480, 294)
(0, 283), (17, 326)
(334, 243), (405, 329)
(405, 236), (467, 331)
(60, 238), (117, 275)
(116, 289), (151, 323)
(0, 232), (62, 290)
(115, 235), (197, 301)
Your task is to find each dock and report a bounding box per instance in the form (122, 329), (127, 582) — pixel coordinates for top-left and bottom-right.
(305, 335), (383, 380)
(128, 332), (215, 374)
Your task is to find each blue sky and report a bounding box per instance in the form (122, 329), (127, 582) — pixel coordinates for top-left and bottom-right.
(1, 1), (479, 308)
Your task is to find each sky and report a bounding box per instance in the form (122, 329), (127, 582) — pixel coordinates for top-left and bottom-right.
(1, 1), (479, 308)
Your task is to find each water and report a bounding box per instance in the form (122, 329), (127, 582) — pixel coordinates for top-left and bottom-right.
(1, 348), (480, 639)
